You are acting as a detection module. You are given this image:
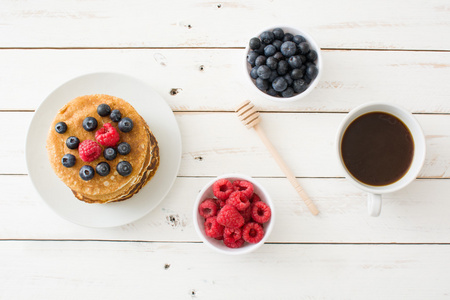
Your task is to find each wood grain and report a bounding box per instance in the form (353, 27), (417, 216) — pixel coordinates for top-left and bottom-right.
(2, 0), (450, 296)
(1, 0), (450, 50)
(1, 49), (450, 112)
(3, 112), (449, 178)
(2, 175), (450, 243)
(0, 241), (449, 299)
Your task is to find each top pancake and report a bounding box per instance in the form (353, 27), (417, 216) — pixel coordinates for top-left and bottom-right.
(73, 125), (160, 204)
(46, 94), (150, 197)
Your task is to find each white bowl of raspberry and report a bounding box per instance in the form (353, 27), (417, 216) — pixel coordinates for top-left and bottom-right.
(244, 26), (322, 102)
(193, 173), (275, 255)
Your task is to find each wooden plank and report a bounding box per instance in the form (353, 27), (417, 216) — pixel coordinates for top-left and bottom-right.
(2, 175), (450, 243)
(3, 112), (449, 178)
(0, 112), (31, 174)
(2, 49), (450, 112)
(1, 0), (450, 50)
(0, 241), (449, 299)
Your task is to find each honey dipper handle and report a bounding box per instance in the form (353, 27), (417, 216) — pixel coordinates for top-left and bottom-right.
(253, 124), (319, 216)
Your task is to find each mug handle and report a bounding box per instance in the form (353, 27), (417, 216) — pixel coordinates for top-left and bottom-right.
(368, 193), (382, 217)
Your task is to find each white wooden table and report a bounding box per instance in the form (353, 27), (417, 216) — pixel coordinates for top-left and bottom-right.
(1, 0), (450, 298)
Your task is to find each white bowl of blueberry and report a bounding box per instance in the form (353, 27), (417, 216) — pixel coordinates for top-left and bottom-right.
(244, 26), (322, 102)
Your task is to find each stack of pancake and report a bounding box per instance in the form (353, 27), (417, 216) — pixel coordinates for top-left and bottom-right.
(46, 94), (159, 204)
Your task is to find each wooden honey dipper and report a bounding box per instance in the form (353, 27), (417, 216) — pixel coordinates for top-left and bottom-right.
(235, 100), (319, 216)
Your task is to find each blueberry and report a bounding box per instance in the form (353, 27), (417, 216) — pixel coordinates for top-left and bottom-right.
(283, 33), (294, 42)
(255, 43), (266, 54)
(260, 31), (275, 44)
(272, 77), (288, 92)
(277, 60), (289, 75)
(250, 67), (258, 79)
(281, 87), (295, 98)
(293, 79), (308, 93)
(61, 154), (76, 168)
(288, 55), (302, 69)
(300, 64), (307, 73)
(249, 37), (261, 50)
(103, 147), (117, 161)
(272, 28), (284, 40)
(266, 88), (278, 96)
(255, 77), (269, 91)
(266, 56), (278, 70)
(280, 41), (297, 57)
(79, 165), (95, 181)
(303, 75), (312, 84)
(273, 52), (284, 60)
(306, 50), (318, 61)
(117, 142), (131, 155)
(306, 65), (319, 80)
(82, 117), (98, 132)
(55, 122), (67, 134)
(117, 161), (132, 177)
(110, 109), (121, 122)
(97, 104), (111, 117)
(298, 42), (310, 55)
(264, 44), (277, 57)
(66, 136), (80, 149)
(283, 74), (293, 86)
(118, 117), (133, 132)
(272, 39), (282, 51)
(247, 51), (259, 66)
(254, 55), (266, 67)
(96, 162), (110, 177)
(306, 61), (315, 67)
(290, 68), (304, 80)
(299, 55), (307, 64)
(268, 70), (278, 82)
(256, 65), (271, 80)
(293, 35), (306, 44)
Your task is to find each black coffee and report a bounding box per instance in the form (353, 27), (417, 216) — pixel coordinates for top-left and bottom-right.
(341, 112), (414, 186)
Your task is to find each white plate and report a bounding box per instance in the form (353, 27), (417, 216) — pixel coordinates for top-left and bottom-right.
(25, 72), (182, 228)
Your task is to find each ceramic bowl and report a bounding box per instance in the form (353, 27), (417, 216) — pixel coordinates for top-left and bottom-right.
(244, 25), (322, 102)
(193, 173), (275, 255)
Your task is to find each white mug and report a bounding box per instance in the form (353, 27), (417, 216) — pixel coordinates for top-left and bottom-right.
(335, 102), (426, 217)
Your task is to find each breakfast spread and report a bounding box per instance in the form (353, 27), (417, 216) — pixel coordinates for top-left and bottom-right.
(198, 178), (272, 248)
(246, 27), (319, 98)
(46, 94), (159, 204)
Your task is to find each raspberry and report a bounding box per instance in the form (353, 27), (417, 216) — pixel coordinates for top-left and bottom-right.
(240, 204), (253, 223)
(251, 201), (272, 224)
(224, 227), (242, 242)
(95, 123), (120, 147)
(223, 237), (245, 248)
(213, 179), (234, 200)
(216, 204), (245, 229)
(204, 216), (224, 239)
(242, 222), (265, 244)
(217, 198), (227, 208)
(78, 139), (102, 162)
(198, 198), (218, 218)
(250, 193), (261, 203)
(226, 191), (250, 211)
(232, 180), (254, 199)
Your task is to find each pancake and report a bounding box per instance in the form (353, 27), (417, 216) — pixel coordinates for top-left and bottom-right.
(46, 94), (159, 204)
(72, 124), (160, 203)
